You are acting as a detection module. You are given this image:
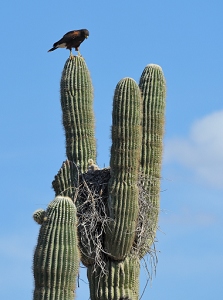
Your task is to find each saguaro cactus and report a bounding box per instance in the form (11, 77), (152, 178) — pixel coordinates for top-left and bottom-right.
(34, 55), (166, 300)
(33, 196), (80, 300)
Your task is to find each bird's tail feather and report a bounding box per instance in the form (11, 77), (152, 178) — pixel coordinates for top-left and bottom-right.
(48, 47), (57, 52)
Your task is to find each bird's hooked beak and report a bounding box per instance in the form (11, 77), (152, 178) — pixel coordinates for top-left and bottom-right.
(85, 35), (88, 39)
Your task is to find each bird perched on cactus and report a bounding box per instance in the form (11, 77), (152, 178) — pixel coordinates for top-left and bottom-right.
(48, 29), (89, 57)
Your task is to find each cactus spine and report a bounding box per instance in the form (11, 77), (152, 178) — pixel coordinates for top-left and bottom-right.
(33, 196), (79, 300)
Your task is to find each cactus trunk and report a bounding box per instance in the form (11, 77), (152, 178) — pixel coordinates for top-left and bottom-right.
(87, 256), (140, 300)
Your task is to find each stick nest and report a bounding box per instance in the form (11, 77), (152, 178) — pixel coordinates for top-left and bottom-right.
(76, 168), (158, 275)
(77, 168), (111, 272)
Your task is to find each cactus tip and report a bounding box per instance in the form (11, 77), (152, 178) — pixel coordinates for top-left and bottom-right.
(147, 63), (163, 70)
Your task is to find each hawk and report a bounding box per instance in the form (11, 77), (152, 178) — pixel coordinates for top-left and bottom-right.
(48, 29), (89, 57)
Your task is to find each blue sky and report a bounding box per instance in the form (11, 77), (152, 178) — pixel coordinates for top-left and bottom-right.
(0, 1), (223, 299)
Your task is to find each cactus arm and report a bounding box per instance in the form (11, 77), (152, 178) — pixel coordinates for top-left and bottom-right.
(105, 78), (142, 260)
(138, 64), (166, 256)
(33, 196), (79, 300)
(52, 159), (78, 200)
(60, 56), (96, 172)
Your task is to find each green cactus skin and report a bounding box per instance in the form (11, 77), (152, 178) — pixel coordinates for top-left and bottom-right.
(33, 209), (46, 225)
(52, 159), (78, 200)
(87, 256), (140, 300)
(33, 196), (79, 300)
(138, 64), (166, 257)
(60, 56), (96, 173)
(105, 78), (142, 260)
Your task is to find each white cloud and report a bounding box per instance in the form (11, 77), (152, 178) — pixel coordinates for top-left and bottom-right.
(164, 110), (223, 188)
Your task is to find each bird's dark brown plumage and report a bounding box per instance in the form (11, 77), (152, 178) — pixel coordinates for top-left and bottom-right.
(48, 29), (89, 56)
